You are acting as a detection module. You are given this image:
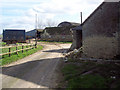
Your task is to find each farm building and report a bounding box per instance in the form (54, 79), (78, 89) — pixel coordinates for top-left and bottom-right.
(26, 29), (36, 39)
(58, 21), (80, 27)
(40, 21), (80, 42)
(26, 29), (43, 39)
(3, 29), (26, 44)
(70, 1), (120, 59)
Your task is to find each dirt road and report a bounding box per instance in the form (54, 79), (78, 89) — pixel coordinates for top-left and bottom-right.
(1, 43), (71, 88)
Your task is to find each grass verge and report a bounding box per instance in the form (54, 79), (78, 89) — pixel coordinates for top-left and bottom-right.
(1, 45), (43, 66)
(61, 59), (120, 89)
(0, 42), (24, 47)
(38, 40), (72, 44)
(67, 74), (107, 89)
(0, 42), (6, 46)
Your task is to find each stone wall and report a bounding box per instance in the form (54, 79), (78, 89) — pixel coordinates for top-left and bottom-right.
(82, 2), (120, 59)
(40, 27), (73, 42)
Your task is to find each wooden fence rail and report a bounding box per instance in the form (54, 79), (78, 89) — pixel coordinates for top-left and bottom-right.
(0, 44), (37, 57)
(0, 44), (34, 49)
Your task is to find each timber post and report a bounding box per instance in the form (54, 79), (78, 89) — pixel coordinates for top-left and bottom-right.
(9, 47), (11, 57)
(22, 45), (24, 53)
(16, 46), (18, 55)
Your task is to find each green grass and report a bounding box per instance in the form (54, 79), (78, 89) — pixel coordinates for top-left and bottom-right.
(62, 64), (80, 80)
(67, 75), (107, 89)
(61, 63), (107, 89)
(61, 61), (120, 89)
(0, 42), (6, 46)
(0, 42), (25, 47)
(1, 45), (43, 66)
(38, 40), (72, 44)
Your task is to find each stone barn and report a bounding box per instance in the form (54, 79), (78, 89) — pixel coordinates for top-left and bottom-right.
(40, 21), (80, 42)
(70, 1), (120, 59)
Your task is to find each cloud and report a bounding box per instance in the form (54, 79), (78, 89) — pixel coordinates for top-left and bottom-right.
(104, 0), (120, 2)
(1, 0), (45, 3)
(1, 0), (104, 33)
(2, 16), (35, 31)
(31, 0), (103, 25)
(32, 0), (103, 17)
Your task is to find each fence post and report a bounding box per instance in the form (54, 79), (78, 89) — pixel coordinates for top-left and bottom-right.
(32, 44), (34, 49)
(26, 45), (28, 51)
(30, 44), (31, 48)
(22, 45), (24, 53)
(35, 44), (37, 48)
(9, 47), (11, 57)
(16, 46), (18, 55)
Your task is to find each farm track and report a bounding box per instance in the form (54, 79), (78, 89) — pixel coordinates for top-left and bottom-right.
(1, 42), (71, 88)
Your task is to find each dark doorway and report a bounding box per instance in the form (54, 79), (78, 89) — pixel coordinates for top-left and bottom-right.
(76, 30), (82, 49)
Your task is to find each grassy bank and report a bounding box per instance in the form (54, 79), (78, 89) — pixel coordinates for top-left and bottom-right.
(38, 40), (72, 44)
(1, 45), (43, 66)
(0, 42), (24, 47)
(0, 42), (6, 46)
(60, 60), (120, 89)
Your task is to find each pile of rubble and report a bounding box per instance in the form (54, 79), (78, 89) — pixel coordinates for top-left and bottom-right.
(64, 47), (83, 59)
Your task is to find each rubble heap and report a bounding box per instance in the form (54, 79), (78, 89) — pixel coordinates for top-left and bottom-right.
(65, 47), (83, 59)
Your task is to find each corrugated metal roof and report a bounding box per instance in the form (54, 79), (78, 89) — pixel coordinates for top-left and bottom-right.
(58, 21), (80, 27)
(72, 25), (82, 30)
(37, 29), (44, 32)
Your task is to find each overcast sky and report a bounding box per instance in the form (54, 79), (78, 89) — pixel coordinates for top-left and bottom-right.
(0, 0), (105, 33)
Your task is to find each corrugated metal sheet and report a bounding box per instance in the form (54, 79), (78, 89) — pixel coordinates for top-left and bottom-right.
(26, 29), (36, 38)
(3, 29), (26, 42)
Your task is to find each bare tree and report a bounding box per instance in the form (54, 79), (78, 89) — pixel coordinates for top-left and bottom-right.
(37, 18), (58, 29)
(37, 18), (45, 29)
(45, 19), (58, 27)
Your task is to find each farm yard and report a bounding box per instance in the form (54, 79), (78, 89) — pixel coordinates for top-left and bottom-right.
(1, 40), (120, 89)
(1, 0), (120, 89)
(1, 42), (72, 88)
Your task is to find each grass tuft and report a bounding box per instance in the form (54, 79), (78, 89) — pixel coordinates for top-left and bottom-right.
(67, 75), (107, 89)
(61, 60), (120, 89)
(38, 40), (72, 44)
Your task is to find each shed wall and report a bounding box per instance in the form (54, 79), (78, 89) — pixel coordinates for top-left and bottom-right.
(40, 27), (72, 42)
(82, 2), (120, 59)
